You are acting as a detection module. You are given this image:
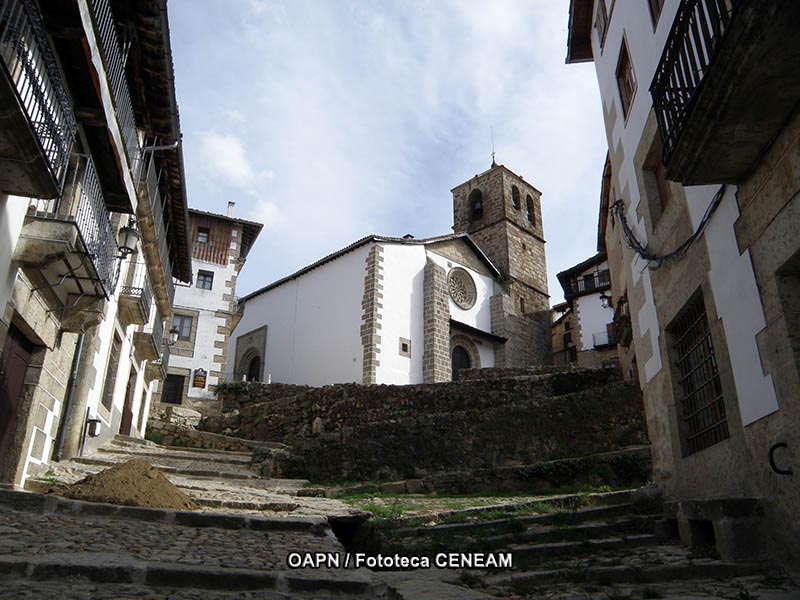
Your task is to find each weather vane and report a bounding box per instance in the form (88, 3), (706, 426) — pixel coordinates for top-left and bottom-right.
(491, 126), (497, 167)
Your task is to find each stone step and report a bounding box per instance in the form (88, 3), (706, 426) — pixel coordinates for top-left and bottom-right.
(508, 533), (661, 561)
(98, 446), (253, 466)
(483, 557), (765, 589)
(111, 437), (255, 457)
(70, 456), (256, 480)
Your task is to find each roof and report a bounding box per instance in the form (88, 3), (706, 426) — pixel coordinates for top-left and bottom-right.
(597, 154), (612, 253)
(566, 0), (594, 64)
(557, 252), (607, 283)
(238, 232), (502, 304)
(188, 208), (264, 260)
(450, 163), (542, 196)
(126, 0), (192, 281)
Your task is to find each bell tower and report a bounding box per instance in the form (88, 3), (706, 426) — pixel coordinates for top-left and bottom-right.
(451, 163), (551, 366)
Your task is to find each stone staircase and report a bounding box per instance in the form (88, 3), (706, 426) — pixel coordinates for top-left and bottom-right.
(367, 490), (797, 599)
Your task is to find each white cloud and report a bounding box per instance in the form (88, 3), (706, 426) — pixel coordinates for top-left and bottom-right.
(196, 131), (275, 192)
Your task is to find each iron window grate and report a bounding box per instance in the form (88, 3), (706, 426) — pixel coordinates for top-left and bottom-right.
(671, 292), (729, 455)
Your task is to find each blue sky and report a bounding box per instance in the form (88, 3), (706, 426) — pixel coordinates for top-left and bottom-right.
(168, 0), (607, 304)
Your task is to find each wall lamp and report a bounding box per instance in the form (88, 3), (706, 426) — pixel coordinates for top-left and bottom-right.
(86, 416), (102, 438)
(117, 218), (140, 258)
(166, 326), (180, 346)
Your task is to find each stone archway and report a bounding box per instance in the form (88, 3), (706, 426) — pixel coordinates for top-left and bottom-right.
(450, 334), (481, 381)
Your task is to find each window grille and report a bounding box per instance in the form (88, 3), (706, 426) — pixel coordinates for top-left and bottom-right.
(671, 292), (729, 455)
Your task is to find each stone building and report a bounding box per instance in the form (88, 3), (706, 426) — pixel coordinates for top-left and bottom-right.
(551, 302), (577, 366)
(155, 204), (262, 413)
(555, 252), (618, 370)
(232, 163), (551, 386)
(567, 0), (800, 565)
(0, 0), (191, 488)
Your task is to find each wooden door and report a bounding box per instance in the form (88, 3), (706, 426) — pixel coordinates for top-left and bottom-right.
(0, 326), (33, 466)
(118, 370), (136, 436)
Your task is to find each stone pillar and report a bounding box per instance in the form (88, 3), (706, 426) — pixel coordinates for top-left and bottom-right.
(360, 245), (384, 384)
(423, 258), (451, 382)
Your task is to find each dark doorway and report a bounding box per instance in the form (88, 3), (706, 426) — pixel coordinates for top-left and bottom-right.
(0, 325), (34, 467)
(451, 345), (470, 381)
(118, 370), (136, 436)
(163, 374), (184, 405)
(247, 355), (261, 382)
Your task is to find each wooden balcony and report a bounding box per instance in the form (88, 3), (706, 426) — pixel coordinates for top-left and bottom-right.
(651, 0), (800, 184)
(0, 0), (76, 198)
(12, 155), (118, 332)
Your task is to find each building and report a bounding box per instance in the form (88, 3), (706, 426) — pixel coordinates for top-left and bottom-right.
(156, 204), (262, 412)
(0, 0), (190, 488)
(555, 252), (618, 369)
(551, 301), (578, 366)
(232, 163), (552, 386)
(567, 0), (800, 565)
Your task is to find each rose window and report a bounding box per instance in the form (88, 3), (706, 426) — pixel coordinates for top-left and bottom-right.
(448, 268), (477, 310)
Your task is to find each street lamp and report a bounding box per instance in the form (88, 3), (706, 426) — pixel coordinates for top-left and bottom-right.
(117, 219), (140, 257)
(167, 326), (180, 346)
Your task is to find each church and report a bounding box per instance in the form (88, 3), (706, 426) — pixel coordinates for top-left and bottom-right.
(231, 163), (551, 386)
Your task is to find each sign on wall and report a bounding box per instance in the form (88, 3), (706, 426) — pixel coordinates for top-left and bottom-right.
(192, 368), (207, 388)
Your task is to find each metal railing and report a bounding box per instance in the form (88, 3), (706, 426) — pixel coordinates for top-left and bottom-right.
(0, 0), (77, 194)
(141, 152), (175, 303)
(28, 155), (119, 296)
(120, 259), (153, 322)
(89, 0), (141, 179)
(650, 0), (739, 162)
(564, 269), (611, 296)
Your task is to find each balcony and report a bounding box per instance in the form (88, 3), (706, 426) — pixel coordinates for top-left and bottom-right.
(118, 260), (153, 327)
(563, 269), (611, 299)
(144, 326), (169, 383)
(13, 154), (119, 331)
(592, 327), (617, 349)
(134, 308), (163, 363)
(0, 0), (77, 198)
(651, 0), (800, 184)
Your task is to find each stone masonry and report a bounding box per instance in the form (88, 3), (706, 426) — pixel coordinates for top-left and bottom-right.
(360, 245), (384, 384)
(422, 258), (451, 382)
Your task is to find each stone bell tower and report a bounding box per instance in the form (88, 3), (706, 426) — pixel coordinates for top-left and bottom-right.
(451, 162), (551, 366)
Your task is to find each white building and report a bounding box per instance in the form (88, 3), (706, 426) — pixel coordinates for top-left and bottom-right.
(567, 0), (800, 564)
(233, 233), (504, 386)
(158, 205), (262, 412)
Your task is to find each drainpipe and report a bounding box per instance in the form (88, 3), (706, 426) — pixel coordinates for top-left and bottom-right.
(52, 333), (84, 462)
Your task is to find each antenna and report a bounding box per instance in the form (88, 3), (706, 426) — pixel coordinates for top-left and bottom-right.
(490, 126), (497, 167)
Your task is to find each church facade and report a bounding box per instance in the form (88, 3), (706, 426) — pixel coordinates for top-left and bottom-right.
(232, 164), (551, 386)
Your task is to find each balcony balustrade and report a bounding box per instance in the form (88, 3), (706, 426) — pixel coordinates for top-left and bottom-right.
(651, 0), (800, 184)
(134, 307), (163, 364)
(0, 0), (77, 197)
(118, 259), (153, 327)
(563, 269), (611, 298)
(13, 154), (119, 331)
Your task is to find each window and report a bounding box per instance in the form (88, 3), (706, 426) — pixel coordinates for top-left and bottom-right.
(163, 374), (185, 405)
(511, 186), (521, 210)
(616, 38), (637, 119)
(643, 131), (671, 226)
(648, 0), (664, 27)
(173, 314), (193, 341)
(526, 195), (535, 225)
(519, 296), (526, 314)
(100, 334), (122, 410)
(399, 337), (412, 358)
(669, 292), (729, 456)
(469, 189), (484, 220)
(196, 227), (210, 244)
(595, 0), (609, 49)
(196, 270), (214, 290)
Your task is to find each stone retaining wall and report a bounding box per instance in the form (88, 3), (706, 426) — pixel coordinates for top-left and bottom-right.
(146, 421), (265, 453)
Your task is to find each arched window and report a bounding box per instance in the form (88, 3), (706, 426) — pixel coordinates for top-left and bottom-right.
(451, 345), (471, 381)
(526, 194), (535, 225)
(247, 355), (261, 382)
(469, 189), (483, 220)
(512, 186), (521, 210)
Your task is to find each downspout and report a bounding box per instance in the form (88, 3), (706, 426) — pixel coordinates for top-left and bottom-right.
(52, 333), (84, 462)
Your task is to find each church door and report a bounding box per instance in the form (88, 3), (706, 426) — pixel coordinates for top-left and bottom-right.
(451, 345), (470, 381)
(247, 355), (261, 382)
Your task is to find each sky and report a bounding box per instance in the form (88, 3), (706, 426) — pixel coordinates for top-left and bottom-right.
(168, 0), (608, 304)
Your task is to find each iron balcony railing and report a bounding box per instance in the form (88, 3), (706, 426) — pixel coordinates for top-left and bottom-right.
(120, 259), (153, 322)
(0, 0), (77, 194)
(564, 269), (611, 297)
(28, 155), (119, 296)
(90, 0), (141, 180)
(141, 152), (175, 303)
(650, 0), (740, 163)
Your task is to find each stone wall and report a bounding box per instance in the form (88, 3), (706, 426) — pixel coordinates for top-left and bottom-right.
(208, 368), (648, 482)
(217, 381), (312, 413)
(146, 420), (269, 453)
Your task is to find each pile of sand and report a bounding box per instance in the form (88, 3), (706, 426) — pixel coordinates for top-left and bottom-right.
(55, 459), (197, 510)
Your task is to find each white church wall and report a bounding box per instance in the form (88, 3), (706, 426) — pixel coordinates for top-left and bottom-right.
(234, 244), (370, 386)
(426, 251), (495, 333)
(375, 244), (426, 384)
(475, 338), (495, 370)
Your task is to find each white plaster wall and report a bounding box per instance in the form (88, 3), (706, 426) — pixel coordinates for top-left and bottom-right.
(375, 244), (426, 385)
(475, 339), (495, 369)
(575, 293), (614, 351)
(427, 251), (496, 331)
(233, 244), (370, 386)
(590, 1), (777, 420)
(171, 256), (237, 399)
(0, 195), (27, 315)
